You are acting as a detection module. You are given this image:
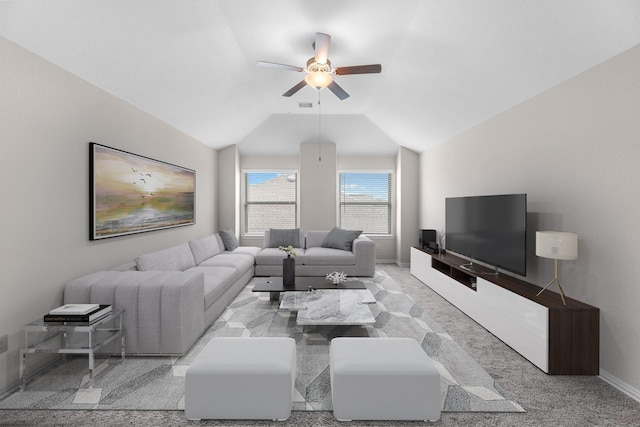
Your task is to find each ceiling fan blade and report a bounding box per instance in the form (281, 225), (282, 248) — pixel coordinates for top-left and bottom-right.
(282, 80), (308, 97)
(257, 61), (304, 72)
(314, 32), (331, 64)
(335, 64), (382, 75)
(327, 81), (350, 100)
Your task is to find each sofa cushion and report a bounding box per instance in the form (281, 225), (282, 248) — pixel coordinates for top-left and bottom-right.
(226, 246), (262, 257)
(255, 248), (305, 265)
(215, 234), (225, 252)
(219, 229), (239, 251)
(110, 261), (138, 271)
(190, 267), (238, 309)
(197, 253), (255, 273)
(136, 243), (196, 271)
(305, 231), (329, 248)
(189, 235), (222, 265)
(301, 247), (356, 266)
(322, 227), (362, 251)
(268, 228), (300, 248)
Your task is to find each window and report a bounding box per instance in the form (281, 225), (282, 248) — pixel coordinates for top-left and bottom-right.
(339, 172), (392, 234)
(244, 172), (297, 234)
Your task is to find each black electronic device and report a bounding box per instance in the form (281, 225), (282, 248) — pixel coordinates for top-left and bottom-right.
(419, 229), (437, 250)
(445, 194), (527, 276)
(426, 241), (440, 254)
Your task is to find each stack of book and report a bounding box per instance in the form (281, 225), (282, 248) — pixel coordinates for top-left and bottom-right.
(44, 304), (112, 323)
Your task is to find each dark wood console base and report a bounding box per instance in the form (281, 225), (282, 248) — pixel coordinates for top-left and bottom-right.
(411, 247), (599, 375)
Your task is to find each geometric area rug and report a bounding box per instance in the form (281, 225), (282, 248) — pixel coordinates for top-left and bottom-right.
(0, 270), (524, 413)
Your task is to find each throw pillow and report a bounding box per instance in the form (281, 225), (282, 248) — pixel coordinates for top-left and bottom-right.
(321, 227), (362, 251)
(219, 229), (239, 251)
(268, 228), (300, 248)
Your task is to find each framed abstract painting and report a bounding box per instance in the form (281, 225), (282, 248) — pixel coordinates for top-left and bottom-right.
(89, 143), (196, 240)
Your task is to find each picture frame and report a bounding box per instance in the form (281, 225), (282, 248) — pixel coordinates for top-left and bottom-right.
(89, 143), (195, 240)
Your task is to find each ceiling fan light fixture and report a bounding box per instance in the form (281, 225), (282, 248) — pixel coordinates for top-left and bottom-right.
(305, 71), (333, 89)
(257, 32), (380, 99)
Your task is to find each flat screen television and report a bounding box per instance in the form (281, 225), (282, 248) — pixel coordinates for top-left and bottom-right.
(445, 194), (527, 276)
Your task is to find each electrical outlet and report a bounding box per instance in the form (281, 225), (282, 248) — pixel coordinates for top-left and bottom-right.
(0, 334), (7, 354)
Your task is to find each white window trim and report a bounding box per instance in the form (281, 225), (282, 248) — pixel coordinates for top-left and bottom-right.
(241, 169), (299, 238)
(337, 170), (395, 236)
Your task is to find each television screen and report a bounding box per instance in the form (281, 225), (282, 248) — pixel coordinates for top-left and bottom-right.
(445, 194), (527, 276)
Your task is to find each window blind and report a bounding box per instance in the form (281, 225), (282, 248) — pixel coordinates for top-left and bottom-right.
(339, 172), (391, 234)
(245, 172), (297, 234)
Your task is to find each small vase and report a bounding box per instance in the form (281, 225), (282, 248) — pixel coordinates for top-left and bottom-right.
(283, 256), (295, 286)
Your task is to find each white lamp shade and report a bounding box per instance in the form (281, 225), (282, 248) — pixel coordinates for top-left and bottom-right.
(536, 231), (578, 260)
(304, 71), (333, 89)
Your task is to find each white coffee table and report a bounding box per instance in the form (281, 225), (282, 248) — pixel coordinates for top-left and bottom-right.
(279, 289), (376, 326)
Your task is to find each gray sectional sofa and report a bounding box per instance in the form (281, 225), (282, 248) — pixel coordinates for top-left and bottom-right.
(62, 228), (376, 356)
(254, 229), (376, 277)
(64, 233), (260, 355)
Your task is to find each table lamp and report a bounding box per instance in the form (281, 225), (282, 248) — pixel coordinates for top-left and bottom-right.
(535, 231), (578, 305)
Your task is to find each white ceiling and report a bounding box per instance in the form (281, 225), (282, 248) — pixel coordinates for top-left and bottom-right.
(2, 0), (640, 156)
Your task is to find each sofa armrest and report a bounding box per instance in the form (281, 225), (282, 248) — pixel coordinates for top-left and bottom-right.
(156, 271), (205, 354)
(64, 270), (205, 355)
(352, 236), (376, 276)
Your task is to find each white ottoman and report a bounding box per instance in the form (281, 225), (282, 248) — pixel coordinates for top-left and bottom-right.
(330, 337), (441, 421)
(185, 337), (296, 420)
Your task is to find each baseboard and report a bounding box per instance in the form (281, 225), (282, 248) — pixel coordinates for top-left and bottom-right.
(376, 259), (411, 268)
(600, 369), (640, 404)
(375, 260), (409, 267)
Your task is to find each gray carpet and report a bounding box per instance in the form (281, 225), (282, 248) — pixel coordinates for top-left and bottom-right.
(1, 265), (639, 426)
(0, 270), (522, 413)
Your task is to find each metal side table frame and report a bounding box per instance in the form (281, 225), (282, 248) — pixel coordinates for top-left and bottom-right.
(20, 309), (125, 389)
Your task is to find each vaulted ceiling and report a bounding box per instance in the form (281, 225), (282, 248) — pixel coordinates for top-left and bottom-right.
(2, 1), (640, 156)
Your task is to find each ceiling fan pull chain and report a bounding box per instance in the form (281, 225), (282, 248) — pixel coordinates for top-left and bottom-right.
(318, 90), (322, 162)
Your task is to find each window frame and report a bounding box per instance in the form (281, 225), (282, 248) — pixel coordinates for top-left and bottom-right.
(337, 170), (394, 236)
(242, 169), (299, 237)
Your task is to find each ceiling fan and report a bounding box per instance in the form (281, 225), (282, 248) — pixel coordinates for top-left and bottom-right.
(257, 32), (382, 100)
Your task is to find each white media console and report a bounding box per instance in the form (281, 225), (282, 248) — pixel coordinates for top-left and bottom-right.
(410, 247), (599, 375)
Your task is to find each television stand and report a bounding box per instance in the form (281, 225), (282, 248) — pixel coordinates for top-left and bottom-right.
(411, 247), (599, 375)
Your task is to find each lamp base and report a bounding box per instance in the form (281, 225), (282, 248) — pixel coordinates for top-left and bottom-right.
(536, 277), (567, 305)
(536, 258), (568, 305)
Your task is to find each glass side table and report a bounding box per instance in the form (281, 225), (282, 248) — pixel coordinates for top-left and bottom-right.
(20, 309), (125, 388)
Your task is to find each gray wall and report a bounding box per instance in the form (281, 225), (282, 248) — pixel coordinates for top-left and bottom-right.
(419, 45), (640, 395)
(396, 147), (419, 266)
(0, 37), (218, 391)
(217, 145), (239, 232)
(299, 143), (338, 230)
